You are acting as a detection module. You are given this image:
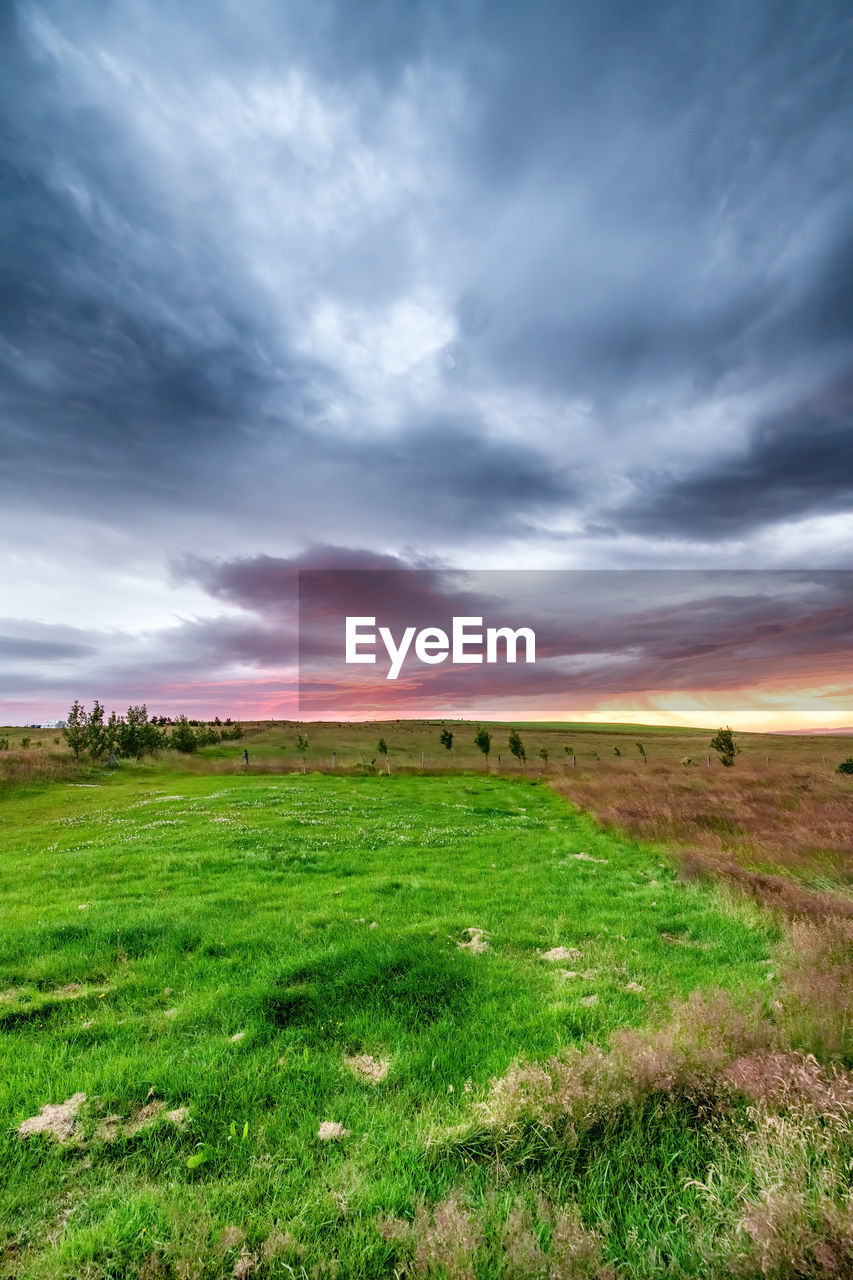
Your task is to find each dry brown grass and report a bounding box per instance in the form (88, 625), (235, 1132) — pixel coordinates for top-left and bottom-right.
(376, 1193), (614, 1280)
(343, 1053), (390, 1082)
(550, 758), (853, 879)
(16, 1093), (87, 1143)
(777, 918), (853, 1058)
(0, 749), (84, 784)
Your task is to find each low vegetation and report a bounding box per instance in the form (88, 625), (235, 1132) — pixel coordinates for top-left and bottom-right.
(0, 717), (851, 1277)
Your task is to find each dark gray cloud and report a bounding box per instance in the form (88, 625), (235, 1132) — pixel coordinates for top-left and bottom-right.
(619, 378), (853, 536)
(2, 0), (852, 547)
(3, 1), (853, 718)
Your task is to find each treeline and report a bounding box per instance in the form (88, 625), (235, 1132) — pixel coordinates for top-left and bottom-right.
(62, 701), (243, 762)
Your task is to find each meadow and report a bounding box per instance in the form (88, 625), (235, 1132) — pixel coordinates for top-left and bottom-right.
(1, 721), (852, 1278)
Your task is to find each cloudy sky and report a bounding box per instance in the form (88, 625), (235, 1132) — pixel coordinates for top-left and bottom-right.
(2, 0), (852, 725)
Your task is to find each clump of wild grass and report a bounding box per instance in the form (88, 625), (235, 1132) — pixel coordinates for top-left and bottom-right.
(450, 989), (776, 1159)
(431, 907), (853, 1278)
(777, 918), (853, 1059)
(377, 1192), (614, 1279)
(679, 851), (853, 921)
(0, 749), (86, 784)
(378, 1193), (483, 1279)
(690, 1087), (853, 1276)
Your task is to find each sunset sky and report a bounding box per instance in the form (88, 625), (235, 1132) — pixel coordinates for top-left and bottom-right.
(1, 1), (852, 728)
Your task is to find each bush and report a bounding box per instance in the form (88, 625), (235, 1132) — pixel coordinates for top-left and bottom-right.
(170, 716), (197, 753)
(836, 758), (853, 775)
(508, 728), (526, 766)
(710, 726), (740, 768)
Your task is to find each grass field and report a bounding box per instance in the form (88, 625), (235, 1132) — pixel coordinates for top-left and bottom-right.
(1, 724), (852, 1277)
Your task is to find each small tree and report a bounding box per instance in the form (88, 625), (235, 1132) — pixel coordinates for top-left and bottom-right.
(85, 699), (109, 760)
(837, 758), (853, 775)
(63, 700), (89, 760)
(613, 746), (622, 758)
(377, 738), (389, 773)
(296, 733), (309, 773)
(508, 728), (526, 768)
(440, 728), (454, 769)
(710, 726), (739, 768)
(105, 710), (121, 757)
(635, 741), (646, 764)
(118, 705), (152, 760)
(195, 723), (221, 747)
(474, 726), (492, 770)
(538, 746), (549, 769)
(170, 716), (197, 753)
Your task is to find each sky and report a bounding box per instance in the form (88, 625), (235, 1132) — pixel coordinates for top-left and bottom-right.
(1, 0), (852, 727)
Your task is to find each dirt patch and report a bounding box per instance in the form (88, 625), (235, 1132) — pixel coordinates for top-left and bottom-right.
(95, 1099), (188, 1142)
(542, 946), (582, 962)
(573, 852), (608, 863)
(457, 927), (489, 954)
(318, 1120), (348, 1140)
(125, 1100), (165, 1136)
(344, 1053), (390, 1083)
(17, 1092), (86, 1142)
(96, 1114), (123, 1142)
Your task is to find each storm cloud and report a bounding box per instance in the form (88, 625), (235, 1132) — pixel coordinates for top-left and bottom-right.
(2, 1), (852, 718)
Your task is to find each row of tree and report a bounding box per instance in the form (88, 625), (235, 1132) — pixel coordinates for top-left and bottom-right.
(62, 701), (243, 761)
(434, 725), (743, 769)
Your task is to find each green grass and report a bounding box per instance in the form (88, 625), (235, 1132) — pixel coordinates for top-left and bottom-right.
(0, 771), (778, 1277)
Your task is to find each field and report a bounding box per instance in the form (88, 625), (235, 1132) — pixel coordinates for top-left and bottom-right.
(1, 722), (852, 1277)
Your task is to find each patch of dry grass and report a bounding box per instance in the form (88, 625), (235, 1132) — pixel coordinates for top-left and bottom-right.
(16, 1093), (86, 1143)
(343, 1053), (390, 1082)
(376, 1193), (613, 1280)
(550, 758), (853, 879)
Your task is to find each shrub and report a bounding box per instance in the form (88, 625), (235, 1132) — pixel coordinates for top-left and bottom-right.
(508, 728), (526, 767)
(474, 727), (492, 769)
(710, 726), (740, 768)
(62, 700), (88, 760)
(836, 758), (853, 775)
(170, 716), (197, 753)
